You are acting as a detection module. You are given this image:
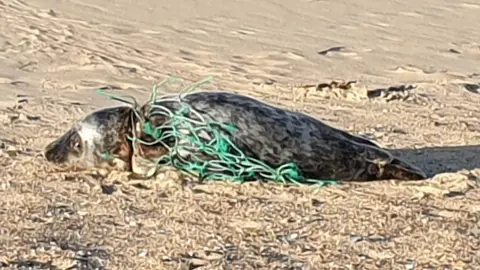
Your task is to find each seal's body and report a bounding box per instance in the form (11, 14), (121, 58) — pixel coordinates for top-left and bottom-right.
(138, 91), (426, 181)
(44, 91), (427, 181)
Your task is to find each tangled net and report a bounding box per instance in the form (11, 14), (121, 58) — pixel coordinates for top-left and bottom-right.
(97, 77), (337, 187)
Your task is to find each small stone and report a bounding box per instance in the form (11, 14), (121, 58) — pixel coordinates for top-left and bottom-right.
(100, 185), (115, 195)
(405, 261), (416, 270)
(18, 113), (29, 122)
(311, 199), (323, 207)
(0, 114), (10, 124)
(6, 145), (17, 153)
(97, 168), (109, 177)
(288, 233), (299, 241)
(0, 181), (10, 190)
(161, 255), (171, 261)
(349, 235), (363, 243)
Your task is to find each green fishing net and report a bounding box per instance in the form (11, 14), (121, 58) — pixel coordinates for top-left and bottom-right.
(97, 77), (337, 187)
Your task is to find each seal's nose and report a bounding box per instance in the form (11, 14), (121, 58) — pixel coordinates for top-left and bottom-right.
(44, 129), (77, 164)
(44, 139), (69, 163)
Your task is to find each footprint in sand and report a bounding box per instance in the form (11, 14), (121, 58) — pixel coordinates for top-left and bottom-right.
(317, 46), (362, 60)
(459, 2), (480, 9)
(463, 83), (480, 94)
(231, 51), (307, 82)
(172, 48), (220, 72)
(388, 64), (468, 84)
(230, 28), (257, 36)
(399, 11), (424, 18)
(229, 64), (249, 74)
(447, 41), (480, 57)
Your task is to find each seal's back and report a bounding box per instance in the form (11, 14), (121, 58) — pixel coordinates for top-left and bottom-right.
(145, 91), (426, 181)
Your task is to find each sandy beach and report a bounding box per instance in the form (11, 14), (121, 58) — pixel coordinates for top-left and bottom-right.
(1, 0), (479, 268)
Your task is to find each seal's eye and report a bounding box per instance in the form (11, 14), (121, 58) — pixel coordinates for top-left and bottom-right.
(69, 139), (82, 156)
(73, 142), (81, 150)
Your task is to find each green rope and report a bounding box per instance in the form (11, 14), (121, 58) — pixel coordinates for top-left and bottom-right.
(97, 77), (338, 187)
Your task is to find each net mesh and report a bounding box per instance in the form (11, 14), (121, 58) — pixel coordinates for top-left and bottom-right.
(97, 77), (338, 187)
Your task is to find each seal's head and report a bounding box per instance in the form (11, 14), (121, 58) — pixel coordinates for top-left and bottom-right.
(44, 106), (134, 171)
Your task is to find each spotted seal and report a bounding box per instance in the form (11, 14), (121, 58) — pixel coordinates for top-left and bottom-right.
(44, 91), (427, 181)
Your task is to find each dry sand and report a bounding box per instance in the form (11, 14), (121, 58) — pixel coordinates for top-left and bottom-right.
(1, 0), (480, 269)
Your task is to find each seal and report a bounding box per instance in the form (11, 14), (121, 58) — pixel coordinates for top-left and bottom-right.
(136, 91), (427, 181)
(44, 106), (134, 171)
(44, 91), (427, 181)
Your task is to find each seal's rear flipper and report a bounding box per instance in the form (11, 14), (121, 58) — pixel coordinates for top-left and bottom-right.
(380, 157), (427, 180)
(360, 146), (426, 181)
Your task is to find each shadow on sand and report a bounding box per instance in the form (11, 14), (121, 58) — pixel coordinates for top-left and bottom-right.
(388, 145), (480, 177)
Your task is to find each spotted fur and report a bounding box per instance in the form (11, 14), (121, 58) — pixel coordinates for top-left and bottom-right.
(44, 91), (427, 181)
(140, 91), (426, 181)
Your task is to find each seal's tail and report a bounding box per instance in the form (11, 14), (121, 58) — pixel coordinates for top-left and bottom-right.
(358, 144), (427, 181)
(379, 156), (427, 180)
